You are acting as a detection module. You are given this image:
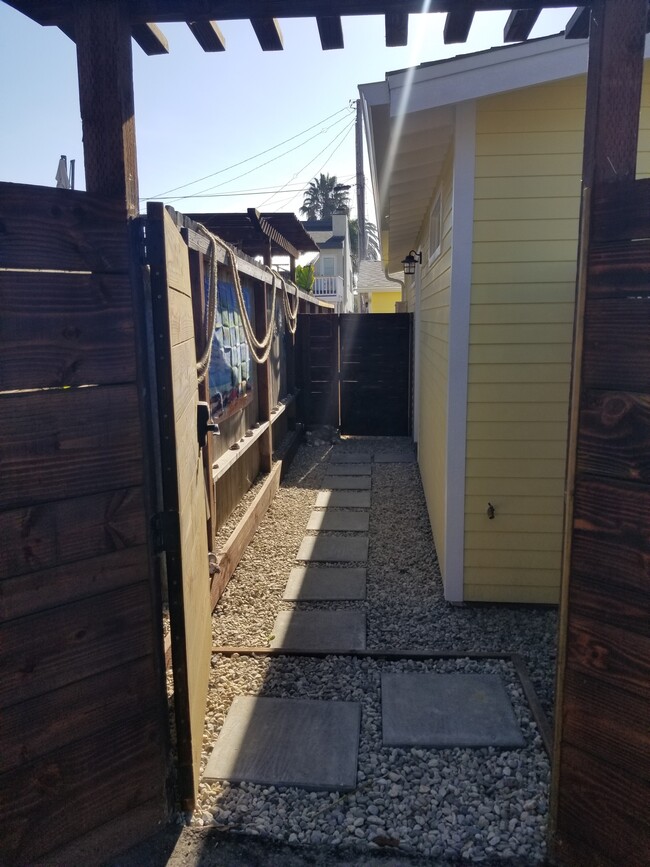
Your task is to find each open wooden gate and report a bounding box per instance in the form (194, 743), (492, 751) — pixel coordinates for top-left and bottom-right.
(298, 313), (412, 436)
(146, 203), (212, 813)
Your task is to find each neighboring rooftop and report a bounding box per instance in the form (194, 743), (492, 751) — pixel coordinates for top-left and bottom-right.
(357, 260), (402, 292)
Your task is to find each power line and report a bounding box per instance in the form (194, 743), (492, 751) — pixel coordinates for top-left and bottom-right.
(165, 113), (352, 204)
(142, 105), (353, 201)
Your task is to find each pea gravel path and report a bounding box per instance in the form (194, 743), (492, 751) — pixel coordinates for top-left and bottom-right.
(198, 438), (557, 864)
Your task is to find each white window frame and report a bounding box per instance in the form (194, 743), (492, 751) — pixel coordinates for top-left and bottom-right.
(428, 192), (442, 264)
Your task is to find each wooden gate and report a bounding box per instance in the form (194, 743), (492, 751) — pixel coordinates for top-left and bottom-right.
(298, 313), (412, 436)
(146, 203), (212, 813)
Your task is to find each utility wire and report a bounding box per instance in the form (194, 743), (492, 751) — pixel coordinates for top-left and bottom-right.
(143, 105), (353, 201)
(165, 113), (352, 204)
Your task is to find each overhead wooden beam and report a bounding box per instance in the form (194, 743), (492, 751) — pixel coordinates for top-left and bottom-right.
(9, 2), (593, 28)
(250, 17), (283, 50)
(187, 20), (226, 51)
(316, 16), (344, 49)
(73, 0), (139, 216)
(564, 6), (590, 38)
(443, 6), (474, 43)
(247, 209), (301, 259)
(504, 8), (541, 41)
(385, 12), (408, 46)
(131, 21), (169, 54)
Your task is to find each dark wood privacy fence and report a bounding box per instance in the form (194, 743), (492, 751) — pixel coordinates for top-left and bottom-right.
(551, 179), (650, 866)
(297, 313), (412, 436)
(0, 182), (169, 864)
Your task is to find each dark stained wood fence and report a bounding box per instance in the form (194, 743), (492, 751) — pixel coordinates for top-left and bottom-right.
(551, 180), (650, 866)
(0, 182), (169, 864)
(340, 313), (411, 436)
(297, 313), (412, 435)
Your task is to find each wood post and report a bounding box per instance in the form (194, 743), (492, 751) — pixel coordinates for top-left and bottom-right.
(73, 0), (139, 216)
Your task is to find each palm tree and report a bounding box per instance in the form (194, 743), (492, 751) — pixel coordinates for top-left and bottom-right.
(349, 218), (380, 272)
(300, 173), (350, 221)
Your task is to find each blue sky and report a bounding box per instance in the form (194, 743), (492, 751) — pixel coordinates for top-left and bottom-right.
(0, 4), (576, 218)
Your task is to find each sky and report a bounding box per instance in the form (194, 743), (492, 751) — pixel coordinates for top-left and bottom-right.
(0, 4), (577, 221)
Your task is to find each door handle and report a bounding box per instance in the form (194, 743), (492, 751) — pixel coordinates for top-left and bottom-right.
(197, 401), (219, 449)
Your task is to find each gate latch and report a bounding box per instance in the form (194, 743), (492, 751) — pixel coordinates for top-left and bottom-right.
(151, 510), (180, 554)
(197, 401), (219, 449)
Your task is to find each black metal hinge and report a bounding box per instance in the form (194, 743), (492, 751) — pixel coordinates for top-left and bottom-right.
(151, 510), (181, 554)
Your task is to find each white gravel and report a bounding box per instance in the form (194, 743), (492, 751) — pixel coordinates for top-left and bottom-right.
(196, 436), (557, 864)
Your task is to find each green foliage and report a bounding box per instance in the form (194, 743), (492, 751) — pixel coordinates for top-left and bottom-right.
(349, 218), (380, 273)
(300, 173), (350, 221)
(295, 263), (315, 294)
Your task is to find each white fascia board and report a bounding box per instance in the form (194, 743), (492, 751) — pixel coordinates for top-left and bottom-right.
(443, 99), (476, 605)
(387, 36), (590, 116)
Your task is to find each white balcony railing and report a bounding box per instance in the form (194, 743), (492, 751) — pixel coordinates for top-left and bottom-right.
(313, 275), (344, 298)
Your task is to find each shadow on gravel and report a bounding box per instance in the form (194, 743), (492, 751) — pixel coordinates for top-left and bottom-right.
(105, 825), (546, 867)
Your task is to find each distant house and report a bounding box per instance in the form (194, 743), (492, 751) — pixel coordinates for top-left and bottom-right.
(302, 210), (355, 313)
(357, 260), (403, 313)
(360, 33), (650, 605)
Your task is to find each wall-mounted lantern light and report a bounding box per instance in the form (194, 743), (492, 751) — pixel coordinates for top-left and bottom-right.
(401, 250), (422, 275)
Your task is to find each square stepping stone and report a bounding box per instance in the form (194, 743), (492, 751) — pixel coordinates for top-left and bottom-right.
(296, 534), (368, 562)
(374, 452), (415, 463)
(307, 510), (370, 532)
(315, 491), (371, 508)
(204, 696), (361, 791)
(381, 673), (525, 748)
(329, 452), (371, 464)
(322, 475), (371, 490)
(325, 463), (371, 476)
(270, 610), (366, 652)
(283, 566), (366, 600)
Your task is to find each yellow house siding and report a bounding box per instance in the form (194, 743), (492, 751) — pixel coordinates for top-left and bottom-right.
(369, 291), (402, 313)
(465, 64), (650, 603)
(466, 76), (586, 604)
(417, 148), (454, 578)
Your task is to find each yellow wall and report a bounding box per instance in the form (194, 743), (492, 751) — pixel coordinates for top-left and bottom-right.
(466, 67), (650, 603)
(415, 149), (454, 578)
(369, 291), (402, 313)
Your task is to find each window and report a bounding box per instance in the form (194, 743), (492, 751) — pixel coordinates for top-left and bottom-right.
(322, 256), (335, 276)
(428, 193), (442, 264)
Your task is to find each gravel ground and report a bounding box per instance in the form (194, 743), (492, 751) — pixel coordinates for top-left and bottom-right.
(196, 437), (558, 865)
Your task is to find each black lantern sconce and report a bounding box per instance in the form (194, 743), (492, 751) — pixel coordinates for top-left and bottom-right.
(401, 250), (422, 275)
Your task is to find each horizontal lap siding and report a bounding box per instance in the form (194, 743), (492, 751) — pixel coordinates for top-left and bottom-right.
(0, 183), (167, 864)
(417, 152), (453, 578)
(466, 66), (650, 604)
(465, 78), (586, 604)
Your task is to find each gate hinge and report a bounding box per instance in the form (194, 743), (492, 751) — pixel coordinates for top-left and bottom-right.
(151, 510), (181, 554)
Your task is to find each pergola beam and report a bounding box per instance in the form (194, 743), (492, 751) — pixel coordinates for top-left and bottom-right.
(250, 17), (283, 50)
(385, 12), (408, 46)
(564, 6), (590, 38)
(132, 21), (169, 54)
(316, 16), (344, 49)
(443, 6), (475, 43)
(504, 8), (541, 41)
(187, 20), (226, 51)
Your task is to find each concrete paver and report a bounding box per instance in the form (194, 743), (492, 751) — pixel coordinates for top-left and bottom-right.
(381, 673), (525, 748)
(322, 475), (371, 490)
(296, 534), (368, 562)
(282, 566), (366, 600)
(270, 610), (366, 652)
(315, 490), (371, 508)
(306, 510), (370, 532)
(204, 696), (361, 791)
(324, 463), (371, 476)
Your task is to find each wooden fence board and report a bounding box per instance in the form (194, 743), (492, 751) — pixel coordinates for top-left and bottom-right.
(556, 743), (650, 867)
(571, 477), (650, 591)
(0, 716), (166, 864)
(567, 615), (650, 698)
(0, 182), (130, 273)
(0, 486), (146, 580)
(583, 298), (650, 390)
(0, 271), (136, 391)
(562, 668), (650, 783)
(0, 654), (161, 774)
(0, 545), (149, 622)
(0, 384), (142, 509)
(0, 582), (154, 708)
(591, 177), (650, 242)
(577, 390), (650, 481)
(588, 239), (650, 296)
